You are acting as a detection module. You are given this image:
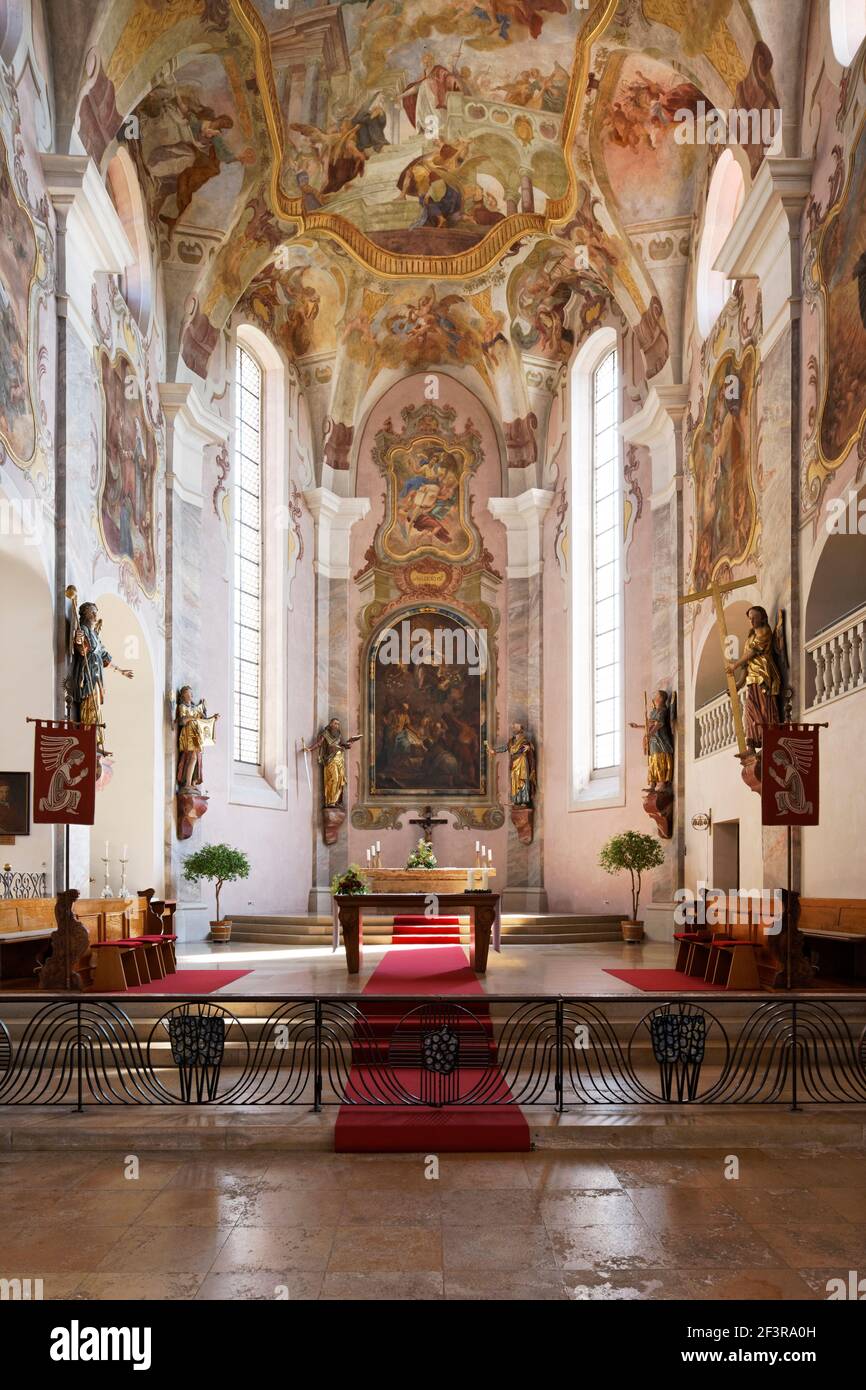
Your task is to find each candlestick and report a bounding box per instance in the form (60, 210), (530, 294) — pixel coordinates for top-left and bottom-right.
(100, 855), (113, 899)
(475, 840), (481, 867)
(118, 852), (129, 900)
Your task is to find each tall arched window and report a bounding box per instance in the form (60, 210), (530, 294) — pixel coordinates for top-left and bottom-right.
(590, 346), (622, 772)
(233, 342), (264, 766)
(570, 326), (624, 807)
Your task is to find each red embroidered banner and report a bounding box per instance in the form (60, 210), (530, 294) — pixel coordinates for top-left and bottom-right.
(761, 723), (821, 827)
(32, 720), (97, 825)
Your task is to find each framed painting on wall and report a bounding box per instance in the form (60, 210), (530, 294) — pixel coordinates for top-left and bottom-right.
(0, 772), (31, 837)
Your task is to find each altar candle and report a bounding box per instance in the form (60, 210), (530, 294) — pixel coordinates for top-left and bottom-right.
(487, 848), (493, 864)
(104, 840), (109, 859)
(376, 840), (381, 854)
(366, 848), (371, 864)
(475, 840), (480, 853)
(122, 844), (128, 861)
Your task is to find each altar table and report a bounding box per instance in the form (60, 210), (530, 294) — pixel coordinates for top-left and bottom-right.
(333, 892), (501, 974)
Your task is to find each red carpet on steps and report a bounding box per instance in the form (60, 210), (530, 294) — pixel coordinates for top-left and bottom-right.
(391, 914), (462, 944)
(124, 969), (252, 994)
(335, 945), (530, 1153)
(603, 968), (718, 992)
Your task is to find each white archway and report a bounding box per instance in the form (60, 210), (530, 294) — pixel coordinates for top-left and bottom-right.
(88, 594), (160, 899)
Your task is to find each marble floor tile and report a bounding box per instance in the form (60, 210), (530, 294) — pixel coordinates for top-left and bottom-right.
(562, 1269), (688, 1300)
(445, 1269), (567, 1301)
(195, 1270), (323, 1300)
(96, 1224), (233, 1276)
(327, 1224), (443, 1273)
(442, 1222), (558, 1272)
(211, 1225), (336, 1274)
(321, 1272), (444, 1300)
(749, 1223), (866, 1269)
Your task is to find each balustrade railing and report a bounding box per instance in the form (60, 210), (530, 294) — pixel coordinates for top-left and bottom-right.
(805, 605), (866, 709)
(694, 687), (747, 758)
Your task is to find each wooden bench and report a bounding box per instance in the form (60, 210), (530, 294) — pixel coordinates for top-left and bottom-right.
(0, 893), (178, 991)
(674, 895), (774, 989)
(798, 899), (866, 983)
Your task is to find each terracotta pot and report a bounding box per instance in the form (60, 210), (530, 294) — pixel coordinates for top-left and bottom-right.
(210, 919), (232, 943)
(621, 919), (644, 944)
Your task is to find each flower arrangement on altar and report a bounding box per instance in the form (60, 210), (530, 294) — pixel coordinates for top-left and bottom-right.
(331, 864), (369, 896)
(405, 838), (438, 870)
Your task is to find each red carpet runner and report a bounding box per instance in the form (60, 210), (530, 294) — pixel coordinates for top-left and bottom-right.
(335, 945), (530, 1153)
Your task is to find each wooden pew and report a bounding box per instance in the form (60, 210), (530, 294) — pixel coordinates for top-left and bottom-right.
(798, 899), (866, 984)
(0, 895), (172, 991)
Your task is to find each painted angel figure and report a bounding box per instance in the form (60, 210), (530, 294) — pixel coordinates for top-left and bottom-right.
(37, 736), (89, 817)
(768, 736), (814, 817)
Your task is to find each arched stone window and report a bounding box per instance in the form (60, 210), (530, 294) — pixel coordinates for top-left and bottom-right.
(569, 325), (624, 807)
(695, 150), (746, 340)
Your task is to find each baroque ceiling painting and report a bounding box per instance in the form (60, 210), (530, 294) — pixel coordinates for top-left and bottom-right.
(243, 0), (617, 272)
(813, 110), (866, 471)
(0, 129), (42, 469)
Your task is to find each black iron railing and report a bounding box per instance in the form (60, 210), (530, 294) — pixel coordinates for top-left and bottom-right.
(0, 993), (864, 1112)
(0, 871), (48, 900)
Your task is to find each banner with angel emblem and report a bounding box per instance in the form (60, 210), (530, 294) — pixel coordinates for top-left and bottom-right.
(32, 720), (97, 825)
(761, 724), (821, 827)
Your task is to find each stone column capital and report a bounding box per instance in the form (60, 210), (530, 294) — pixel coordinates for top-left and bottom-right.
(488, 488), (554, 578)
(303, 487), (370, 579)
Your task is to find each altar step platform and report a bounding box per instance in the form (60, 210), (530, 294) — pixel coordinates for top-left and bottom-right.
(229, 911), (623, 948)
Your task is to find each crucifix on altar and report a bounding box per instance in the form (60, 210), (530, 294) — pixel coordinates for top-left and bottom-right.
(679, 574), (758, 758)
(408, 805), (448, 844)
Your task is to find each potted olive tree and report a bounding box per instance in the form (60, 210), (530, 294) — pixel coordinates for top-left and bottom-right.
(598, 830), (665, 943)
(182, 842), (251, 943)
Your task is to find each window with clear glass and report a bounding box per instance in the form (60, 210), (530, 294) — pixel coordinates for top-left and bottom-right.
(233, 344), (263, 766)
(591, 347), (622, 772)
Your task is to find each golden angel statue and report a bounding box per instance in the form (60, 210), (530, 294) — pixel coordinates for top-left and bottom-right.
(175, 686), (219, 791)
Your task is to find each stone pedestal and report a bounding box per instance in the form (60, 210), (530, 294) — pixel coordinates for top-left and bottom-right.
(323, 805), (346, 846)
(642, 785), (674, 839)
(177, 791), (209, 840)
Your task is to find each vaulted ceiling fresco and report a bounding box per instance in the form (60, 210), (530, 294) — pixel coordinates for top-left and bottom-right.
(54, 0), (786, 409)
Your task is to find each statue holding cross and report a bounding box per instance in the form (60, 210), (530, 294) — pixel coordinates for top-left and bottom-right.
(679, 575), (782, 758)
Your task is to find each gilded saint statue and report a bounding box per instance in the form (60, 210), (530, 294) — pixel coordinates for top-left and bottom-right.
(175, 686), (219, 791)
(307, 719), (362, 808)
(726, 605), (782, 753)
(67, 590), (133, 752)
(486, 723), (536, 806)
(630, 690), (674, 789)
